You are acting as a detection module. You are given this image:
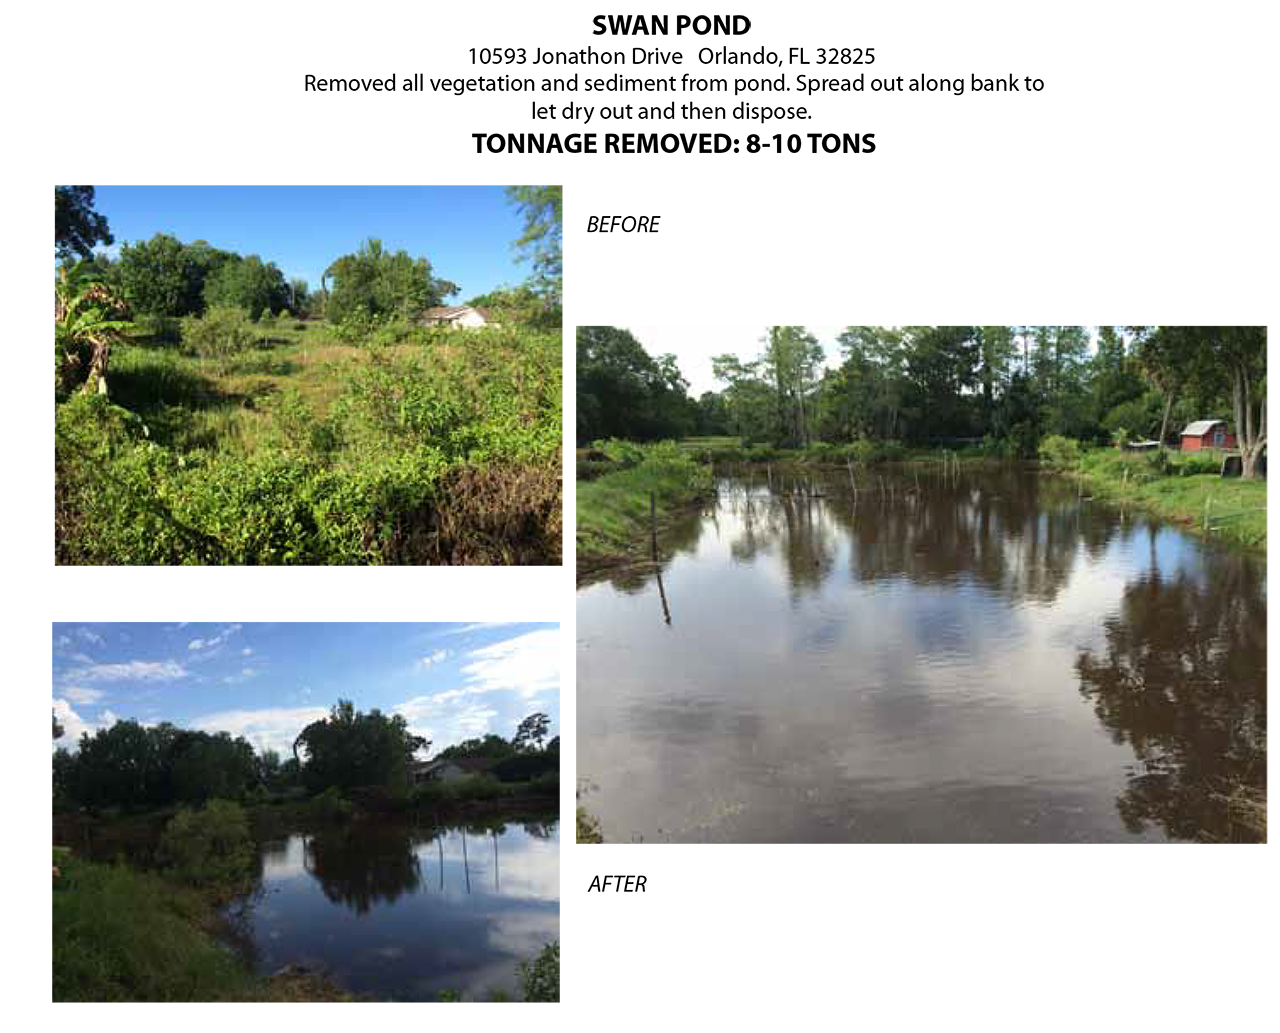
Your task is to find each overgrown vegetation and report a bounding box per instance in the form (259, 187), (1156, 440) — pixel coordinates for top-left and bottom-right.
(52, 848), (349, 1001)
(54, 186), (563, 565)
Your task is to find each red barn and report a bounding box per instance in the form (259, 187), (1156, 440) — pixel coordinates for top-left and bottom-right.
(1180, 419), (1236, 451)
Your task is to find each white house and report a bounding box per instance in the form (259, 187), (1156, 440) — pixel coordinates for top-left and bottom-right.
(422, 305), (494, 329)
(412, 757), (496, 785)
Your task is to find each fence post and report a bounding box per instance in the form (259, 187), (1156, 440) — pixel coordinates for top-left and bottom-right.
(650, 490), (658, 561)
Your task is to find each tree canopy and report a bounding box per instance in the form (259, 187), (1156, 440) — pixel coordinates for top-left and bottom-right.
(55, 186), (113, 263)
(322, 238), (458, 323)
(291, 699), (426, 794)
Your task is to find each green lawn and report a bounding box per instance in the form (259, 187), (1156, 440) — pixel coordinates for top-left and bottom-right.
(1076, 449), (1266, 550)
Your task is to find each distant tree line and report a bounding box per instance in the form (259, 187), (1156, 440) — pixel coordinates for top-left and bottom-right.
(577, 325), (1267, 476)
(53, 700), (560, 811)
(53, 721), (268, 811)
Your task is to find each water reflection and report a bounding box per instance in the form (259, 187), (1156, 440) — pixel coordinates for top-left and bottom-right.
(303, 823), (424, 914)
(577, 466), (1266, 843)
(237, 813), (559, 1000)
(1076, 558), (1266, 841)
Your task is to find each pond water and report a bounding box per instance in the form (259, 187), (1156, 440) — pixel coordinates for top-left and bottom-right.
(577, 466), (1266, 843)
(232, 813), (559, 1000)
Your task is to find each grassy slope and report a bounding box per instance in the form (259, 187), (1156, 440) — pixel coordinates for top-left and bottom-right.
(576, 445), (711, 573)
(1075, 449), (1266, 550)
(52, 849), (349, 1001)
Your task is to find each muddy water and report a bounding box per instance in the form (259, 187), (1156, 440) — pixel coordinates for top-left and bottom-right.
(577, 466), (1266, 843)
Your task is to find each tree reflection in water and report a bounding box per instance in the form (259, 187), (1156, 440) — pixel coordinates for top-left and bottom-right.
(304, 824), (423, 914)
(1075, 554), (1266, 842)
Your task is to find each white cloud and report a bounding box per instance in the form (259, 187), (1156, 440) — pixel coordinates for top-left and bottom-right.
(51, 701), (113, 747)
(242, 647), (254, 656)
(55, 635), (71, 648)
(67, 659), (188, 683)
(221, 667), (259, 685)
(188, 624), (242, 653)
(193, 706), (329, 756)
(394, 696), (499, 749)
(76, 628), (104, 646)
(459, 629), (559, 699)
(61, 687), (106, 705)
(417, 649), (450, 669)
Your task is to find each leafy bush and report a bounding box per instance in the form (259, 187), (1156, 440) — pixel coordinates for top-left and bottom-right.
(1176, 452), (1222, 476)
(491, 751), (559, 783)
(529, 770), (559, 794)
(589, 438), (648, 466)
(331, 307), (382, 345)
(309, 787), (354, 822)
(181, 306), (255, 359)
(519, 942), (559, 1003)
(450, 774), (505, 801)
(158, 800), (253, 886)
(1038, 434), (1082, 468)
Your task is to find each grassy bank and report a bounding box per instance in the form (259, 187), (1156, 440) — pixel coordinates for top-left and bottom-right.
(576, 441), (712, 579)
(52, 847), (350, 1001)
(1070, 448), (1266, 551)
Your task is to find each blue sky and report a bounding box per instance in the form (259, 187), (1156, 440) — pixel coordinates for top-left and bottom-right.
(52, 623), (559, 758)
(90, 47), (529, 300)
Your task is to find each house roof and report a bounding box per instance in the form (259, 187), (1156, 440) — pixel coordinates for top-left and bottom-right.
(1181, 419), (1226, 436)
(424, 305), (491, 320)
(419, 755), (495, 773)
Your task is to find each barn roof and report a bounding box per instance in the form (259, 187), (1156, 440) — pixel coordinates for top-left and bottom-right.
(1181, 419), (1226, 436)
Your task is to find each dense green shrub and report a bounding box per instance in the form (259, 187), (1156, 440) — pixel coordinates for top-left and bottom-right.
(1176, 452), (1222, 476)
(1038, 434), (1082, 468)
(528, 771), (559, 794)
(181, 306), (255, 359)
(519, 943), (559, 1002)
(589, 438), (648, 465)
(491, 751), (559, 783)
(309, 787), (354, 822)
(451, 774), (505, 801)
(158, 800), (253, 886)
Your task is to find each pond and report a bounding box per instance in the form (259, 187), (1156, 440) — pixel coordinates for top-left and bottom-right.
(577, 465), (1266, 843)
(231, 812), (559, 1000)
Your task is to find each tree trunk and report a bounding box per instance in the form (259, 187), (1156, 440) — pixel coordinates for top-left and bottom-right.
(83, 340), (111, 396)
(1157, 392), (1175, 452)
(1231, 361), (1267, 478)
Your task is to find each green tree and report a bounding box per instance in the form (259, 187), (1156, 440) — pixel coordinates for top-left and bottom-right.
(1133, 325), (1193, 451)
(55, 186), (113, 263)
(292, 699), (426, 793)
(437, 734), (519, 761)
(513, 712), (551, 752)
(1198, 330), (1269, 478)
(203, 255), (289, 320)
(507, 186), (563, 303)
(323, 238), (457, 323)
(114, 234), (210, 317)
(67, 719), (164, 809)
